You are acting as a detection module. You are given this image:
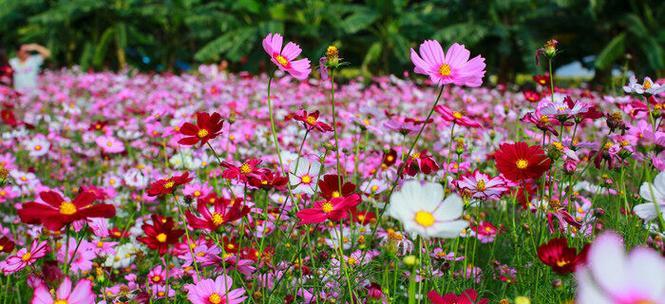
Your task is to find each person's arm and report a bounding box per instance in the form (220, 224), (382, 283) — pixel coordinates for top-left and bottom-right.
(26, 44), (51, 59)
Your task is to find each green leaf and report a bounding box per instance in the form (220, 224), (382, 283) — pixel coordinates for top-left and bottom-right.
(341, 8), (379, 34)
(594, 32), (626, 70)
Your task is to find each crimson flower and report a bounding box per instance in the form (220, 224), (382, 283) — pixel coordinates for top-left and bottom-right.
(18, 191), (116, 231)
(537, 237), (589, 274)
(287, 110), (333, 133)
(296, 193), (361, 225)
(523, 90), (542, 103)
(317, 174), (356, 200)
(1, 109), (18, 127)
(427, 288), (488, 304)
(178, 112), (224, 147)
(221, 159), (268, 182)
(248, 170), (288, 190)
(435, 105), (481, 128)
(0, 237), (15, 253)
(494, 142), (551, 182)
(533, 74), (550, 86)
(137, 214), (184, 255)
(382, 149), (398, 169)
(185, 198), (250, 231)
(402, 150), (439, 176)
(146, 172), (192, 197)
(352, 210), (376, 225)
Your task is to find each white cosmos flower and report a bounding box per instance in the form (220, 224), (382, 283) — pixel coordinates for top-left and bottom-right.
(388, 180), (468, 239)
(634, 171), (665, 221)
(289, 158), (320, 195)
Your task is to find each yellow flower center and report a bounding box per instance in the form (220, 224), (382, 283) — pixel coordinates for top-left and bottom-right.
(347, 257), (358, 265)
(212, 213), (224, 226)
(411, 152), (420, 159)
(439, 64), (452, 76)
(275, 55), (289, 67)
(552, 142), (564, 151)
(21, 252), (31, 261)
(539, 115), (549, 123)
(414, 210), (435, 227)
(97, 241), (104, 248)
(152, 275), (161, 283)
(59, 202), (77, 215)
(208, 293), (222, 304)
(452, 111), (463, 119)
(54, 300), (68, 304)
(476, 179), (486, 191)
(301, 175), (312, 184)
(306, 116), (317, 125)
(321, 202), (334, 213)
(644, 79), (652, 90)
(106, 141), (113, 147)
(240, 163), (252, 174)
(164, 181), (175, 189)
(193, 191), (201, 197)
(156, 233), (167, 243)
(371, 185), (379, 192)
(197, 129), (209, 138)
(515, 159), (529, 169)
(331, 191), (341, 198)
(556, 260), (569, 267)
(34, 145), (42, 151)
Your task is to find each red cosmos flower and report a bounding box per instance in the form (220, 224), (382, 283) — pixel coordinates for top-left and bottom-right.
(352, 210), (376, 225)
(88, 120), (108, 131)
(427, 288), (488, 304)
(146, 172), (192, 197)
(248, 170), (288, 190)
(434, 105), (481, 128)
(523, 90), (542, 103)
(185, 198), (250, 231)
(221, 158), (268, 182)
(403, 150), (439, 176)
(317, 174), (356, 200)
(382, 149), (398, 168)
(494, 142), (551, 182)
(287, 110), (333, 133)
(520, 113), (559, 136)
(178, 112), (224, 147)
(18, 191), (116, 231)
(0, 236), (15, 253)
(296, 193), (361, 225)
(137, 214), (185, 255)
(533, 74), (550, 86)
(1, 109), (18, 127)
(537, 237), (589, 274)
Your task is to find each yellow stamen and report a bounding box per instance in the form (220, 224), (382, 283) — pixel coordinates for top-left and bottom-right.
(414, 210), (435, 227)
(439, 64), (451, 76)
(516, 159), (528, 169)
(321, 202), (333, 213)
(197, 129), (209, 138)
(156, 233), (167, 243)
(275, 55), (289, 67)
(59, 202), (77, 215)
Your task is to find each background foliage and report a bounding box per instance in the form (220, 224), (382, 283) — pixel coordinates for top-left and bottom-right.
(0, 0), (663, 82)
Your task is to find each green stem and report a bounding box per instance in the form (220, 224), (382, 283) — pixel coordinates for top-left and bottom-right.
(329, 69), (343, 192)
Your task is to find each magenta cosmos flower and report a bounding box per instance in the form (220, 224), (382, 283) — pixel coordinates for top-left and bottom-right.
(410, 40), (486, 87)
(32, 277), (95, 304)
(262, 33), (311, 80)
(0, 239), (48, 275)
(186, 274), (246, 304)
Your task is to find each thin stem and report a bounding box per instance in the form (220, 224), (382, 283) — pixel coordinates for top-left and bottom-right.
(329, 69), (343, 192)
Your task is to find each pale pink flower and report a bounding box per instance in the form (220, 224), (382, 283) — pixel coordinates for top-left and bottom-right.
(185, 274), (246, 304)
(410, 40), (486, 87)
(31, 277), (95, 304)
(95, 135), (125, 154)
(262, 33), (311, 80)
(576, 231), (665, 303)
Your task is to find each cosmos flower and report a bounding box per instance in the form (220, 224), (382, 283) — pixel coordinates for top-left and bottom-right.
(402, 150), (439, 176)
(624, 75), (665, 95)
(317, 174), (356, 200)
(455, 171), (508, 200)
(31, 277), (96, 304)
(435, 105), (481, 128)
(0, 239), (48, 275)
(410, 40), (486, 87)
(185, 197), (250, 231)
(576, 231), (665, 303)
(470, 221), (499, 243)
(137, 214), (185, 255)
(289, 158), (321, 195)
(288, 110), (333, 133)
(95, 135), (125, 154)
(146, 172), (192, 197)
(24, 135), (50, 158)
(262, 33), (311, 80)
(221, 158), (268, 183)
(186, 274), (247, 304)
(427, 288), (488, 304)
(634, 170), (665, 221)
(178, 112), (224, 147)
(18, 190), (116, 231)
(494, 142), (551, 182)
(388, 180), (468, 239)
(537, 237), (588, 274)
(296, 193), (361, 225)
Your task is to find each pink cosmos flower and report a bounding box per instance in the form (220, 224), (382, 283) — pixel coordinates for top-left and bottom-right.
(95, 135), (125, 154)
(410, 40), (486, 87)
(435, 105), (481, 128)
(455, 171), (508, 200)
(31, 277), (95, 304)
(262, 33), (311, 80)
(576, 231), (665, 303)
(0, 239), (49, 275)
(185, 274), (246, 304)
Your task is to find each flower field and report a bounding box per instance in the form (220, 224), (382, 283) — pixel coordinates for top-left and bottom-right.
(0, 35), (664, 303)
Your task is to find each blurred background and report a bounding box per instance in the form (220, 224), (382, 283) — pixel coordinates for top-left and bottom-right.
(1, 0), (663, 83)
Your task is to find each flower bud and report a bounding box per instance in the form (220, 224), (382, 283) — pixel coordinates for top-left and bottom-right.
(544, 39), (558, 57)
(326, 45), (340, 67)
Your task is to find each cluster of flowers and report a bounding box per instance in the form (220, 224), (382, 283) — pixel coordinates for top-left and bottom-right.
(0, 33), (663, 303)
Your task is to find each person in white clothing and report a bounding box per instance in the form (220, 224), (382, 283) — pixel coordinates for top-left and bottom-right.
(9, 43), (51, 93)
